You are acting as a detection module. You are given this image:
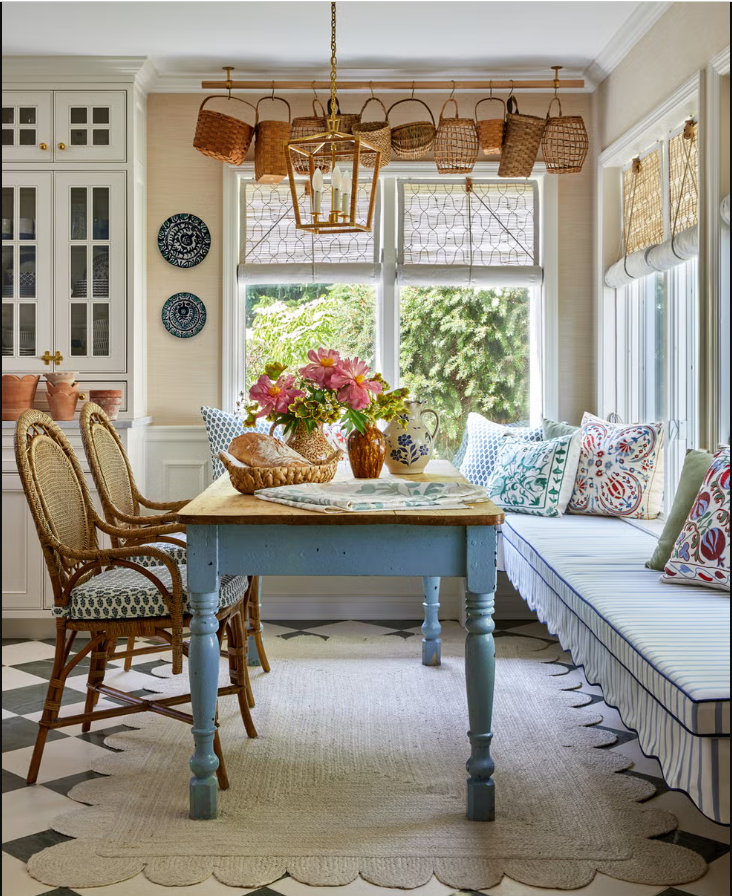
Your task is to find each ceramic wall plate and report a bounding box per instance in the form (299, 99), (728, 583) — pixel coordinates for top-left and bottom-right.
(161, 292), (207, 338)
(157, 213), (211, 268)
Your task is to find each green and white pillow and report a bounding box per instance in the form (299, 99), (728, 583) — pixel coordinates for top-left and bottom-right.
(486, 433), (581, 517)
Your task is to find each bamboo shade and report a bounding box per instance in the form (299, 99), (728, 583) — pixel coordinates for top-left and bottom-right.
(669, 120), (698, 234)
(622, 147), (664, 256)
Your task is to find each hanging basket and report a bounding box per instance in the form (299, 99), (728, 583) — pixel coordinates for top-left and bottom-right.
(434, 98), (479, 174)
(498, 95), (546, 178)
(290, 98), (329, 174)
(193, 95), (257, 166)
(388, 97), (436, 159)
(541, 97), (589, 174)
(352, 96), (391, 169)
(254, 95), (292, 184)
(475, 96), (506, 156)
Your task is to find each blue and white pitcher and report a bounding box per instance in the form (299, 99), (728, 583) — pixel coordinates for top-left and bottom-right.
(384, 399), (440, 474)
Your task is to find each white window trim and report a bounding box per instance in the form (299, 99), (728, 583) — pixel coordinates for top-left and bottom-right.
(222, 160), (558, 423)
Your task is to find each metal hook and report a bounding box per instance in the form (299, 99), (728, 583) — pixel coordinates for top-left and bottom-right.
(370, 80), (375, 99)
(270, 80), (275, 99)
(489, 80), (493, 98)
(551, 65), (563, 98)
(411, 81), (415, 100)
(508, 79), (515, 98)
(312, 80), (318, 100)
(223, 66), (234, 100)
(450, 80), (456, 99)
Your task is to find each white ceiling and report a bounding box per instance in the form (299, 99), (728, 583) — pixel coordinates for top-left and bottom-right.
(2, 1), (667, 85)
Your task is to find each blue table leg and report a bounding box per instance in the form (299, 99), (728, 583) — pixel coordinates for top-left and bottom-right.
(421, 576), (442, 666)
(187, 525), (221, 820)
(464, 527), (498, 822)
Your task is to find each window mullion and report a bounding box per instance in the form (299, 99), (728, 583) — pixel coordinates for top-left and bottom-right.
(380, 177), (399, 388)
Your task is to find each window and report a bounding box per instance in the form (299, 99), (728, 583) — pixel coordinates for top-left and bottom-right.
(234, 169), (546, 459)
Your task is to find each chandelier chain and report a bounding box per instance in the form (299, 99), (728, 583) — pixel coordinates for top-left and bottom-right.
(330, 1), (338, 123)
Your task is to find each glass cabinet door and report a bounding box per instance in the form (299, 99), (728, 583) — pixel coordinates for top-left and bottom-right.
(1, 91), (53, 163)
(54, 172), (125, 372)
(54, 91), (126, 162)
(2, 172), (53, 371)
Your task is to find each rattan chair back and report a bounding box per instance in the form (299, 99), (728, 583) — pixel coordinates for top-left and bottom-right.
(15, 410), (99, 594)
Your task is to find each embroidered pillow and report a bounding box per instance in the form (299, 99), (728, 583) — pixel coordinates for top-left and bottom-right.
(458, 413), (543, 487)
(568, 412), (665, 519)
(661, 447), (730, 591)
(486, 433), (581, 516)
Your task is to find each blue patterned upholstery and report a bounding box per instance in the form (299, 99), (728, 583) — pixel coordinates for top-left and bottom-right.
(458, 413), (543, 486)
(127, 538), (187, 568)
(52, 565), (247, 620)
(201, 406), (282, 481)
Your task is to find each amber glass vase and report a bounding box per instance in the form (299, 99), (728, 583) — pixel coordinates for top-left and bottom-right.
(347, 425), (387, 479)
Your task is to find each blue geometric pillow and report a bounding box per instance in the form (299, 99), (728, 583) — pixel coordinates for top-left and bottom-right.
(201, 407), (281, 482)
(458, 412), (543, 487)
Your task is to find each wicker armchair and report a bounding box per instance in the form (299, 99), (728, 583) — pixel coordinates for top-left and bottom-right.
(79, 402), (270, 679)
(15, 410), (256, 786)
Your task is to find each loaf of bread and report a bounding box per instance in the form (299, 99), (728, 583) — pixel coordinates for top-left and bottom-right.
(228, 433), (312, 467)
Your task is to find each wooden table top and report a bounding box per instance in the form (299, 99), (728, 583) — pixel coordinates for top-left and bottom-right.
(177, 459), (504, 527)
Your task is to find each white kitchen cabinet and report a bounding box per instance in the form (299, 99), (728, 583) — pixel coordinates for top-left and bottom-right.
(54, 91), (126, 163)
(2, 171), (53, 371)
(1, 90), (53, 162)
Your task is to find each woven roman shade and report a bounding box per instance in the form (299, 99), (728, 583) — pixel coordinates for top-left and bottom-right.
(622, 146), (664, 256)
(237, 181), (381, 284)
(397, 179), (542, 287)
(669, 120), (698, 235)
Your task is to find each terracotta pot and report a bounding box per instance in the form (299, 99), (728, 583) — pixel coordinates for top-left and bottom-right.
(44, 370), (79, 386)
(347, 424), (387, 479)
(46, 381), (81, 421)
(2, 374), (40, 421)
(282, 421), (336, 464)
(89, 389), (123, 421)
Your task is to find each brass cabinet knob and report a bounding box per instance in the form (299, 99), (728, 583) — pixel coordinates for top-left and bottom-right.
(38, 142), (48, 151)
(57, 142), (67, 150)
(40, 350), (64, 365)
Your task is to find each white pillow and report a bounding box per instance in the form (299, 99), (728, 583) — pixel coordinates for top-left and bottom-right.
(458, 413), (543, 487)
(486, 433), (581, 516)
(568, 412), (665, 519)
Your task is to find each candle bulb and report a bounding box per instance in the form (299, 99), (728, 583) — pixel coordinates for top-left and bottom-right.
(312, 168), (323, 215)
(331, 166), (343, 215)
(341, 170), (351, 214)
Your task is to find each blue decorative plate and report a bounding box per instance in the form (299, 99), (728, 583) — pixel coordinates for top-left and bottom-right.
(157, 213), (211, 268)
(161, 293), (207, 338)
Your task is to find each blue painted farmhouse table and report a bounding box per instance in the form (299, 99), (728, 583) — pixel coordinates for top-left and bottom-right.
(177, 460), (504, 821)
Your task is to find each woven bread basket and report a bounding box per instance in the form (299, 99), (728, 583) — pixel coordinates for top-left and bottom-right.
(541, 97), (589, 174)
(193, 96), (257, 165)
(434, 98), (479, 174)
(254, 95), (292, 184)
(219, 450), (341, 495)
(351, 96), (391, 169)
(498, 95), (545, 178)
(475, 96), (506, 156)
(291, 98), (329, 174)
(388, 97), (436, 159)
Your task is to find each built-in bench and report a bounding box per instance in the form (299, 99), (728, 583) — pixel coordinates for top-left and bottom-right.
(498, 513), (730, 825)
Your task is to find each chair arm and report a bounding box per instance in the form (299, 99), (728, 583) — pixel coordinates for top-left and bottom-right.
(102, 505), (185, 526)
(138, 495), (190, 512)
(94, 516), (183, 540)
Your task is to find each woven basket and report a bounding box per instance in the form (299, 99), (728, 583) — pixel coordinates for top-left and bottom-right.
(193, 95), (257, 165)
(498, 96), (545, 178)
(388, 98), (436, 159)
(475, 96), (506, 156)
(434, 98), (479, 174)
(352, 97), (391, 169)
(219, 450), (340, 495)
(291, 98), (329, 174)
(254, 96), (292, 184)
(541, 98), (589, 174)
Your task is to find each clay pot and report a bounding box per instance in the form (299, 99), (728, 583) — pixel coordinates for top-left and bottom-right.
(89, 389), (123, 421)
(46, 381), (82, 421)
(44, 370), (79, 386)
(347, 424), (387, 479)
(2, 374), (40, 421)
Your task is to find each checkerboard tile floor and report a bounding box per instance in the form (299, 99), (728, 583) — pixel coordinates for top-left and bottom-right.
(2, 619), (729, 896)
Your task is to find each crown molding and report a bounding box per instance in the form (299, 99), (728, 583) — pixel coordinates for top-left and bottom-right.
(1, 55), (151, 84)
(710, 45), (730, 75)
(584, 1), (672, 88)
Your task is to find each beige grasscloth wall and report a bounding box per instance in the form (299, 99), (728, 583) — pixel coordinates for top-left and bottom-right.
(146, 92), (593, 425)
(593, 2), (730, 152)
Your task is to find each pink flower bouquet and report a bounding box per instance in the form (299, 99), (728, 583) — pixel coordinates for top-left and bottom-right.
(241, 349), (409, 436)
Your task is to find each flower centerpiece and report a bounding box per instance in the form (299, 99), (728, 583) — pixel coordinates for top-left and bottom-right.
(240, 348), (409, 477)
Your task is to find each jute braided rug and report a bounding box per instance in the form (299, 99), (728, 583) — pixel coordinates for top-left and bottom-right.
(29, 625), (705, 890)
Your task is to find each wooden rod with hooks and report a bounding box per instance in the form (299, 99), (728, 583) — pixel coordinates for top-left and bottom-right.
(200, 78), (585, 91)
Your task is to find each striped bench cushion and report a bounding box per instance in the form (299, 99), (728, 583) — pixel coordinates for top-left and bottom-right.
(501, 513), (730, 824)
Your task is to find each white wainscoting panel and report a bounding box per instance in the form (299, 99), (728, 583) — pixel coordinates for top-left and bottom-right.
(144, 425), (533, 621)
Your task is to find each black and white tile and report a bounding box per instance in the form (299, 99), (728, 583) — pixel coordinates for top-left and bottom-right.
(2, 619), (729, 896)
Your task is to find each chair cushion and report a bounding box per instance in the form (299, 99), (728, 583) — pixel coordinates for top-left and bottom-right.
(53, 565), (247, 620)
(128, 537), (187, 568)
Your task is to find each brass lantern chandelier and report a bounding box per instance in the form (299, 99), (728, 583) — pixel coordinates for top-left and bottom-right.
(286, 2), (380, 234)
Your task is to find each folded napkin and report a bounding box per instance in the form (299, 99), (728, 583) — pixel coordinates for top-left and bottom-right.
(254, 480), (491, 513)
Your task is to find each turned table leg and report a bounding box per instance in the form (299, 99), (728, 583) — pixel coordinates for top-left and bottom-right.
(421, 576), (442, 666)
